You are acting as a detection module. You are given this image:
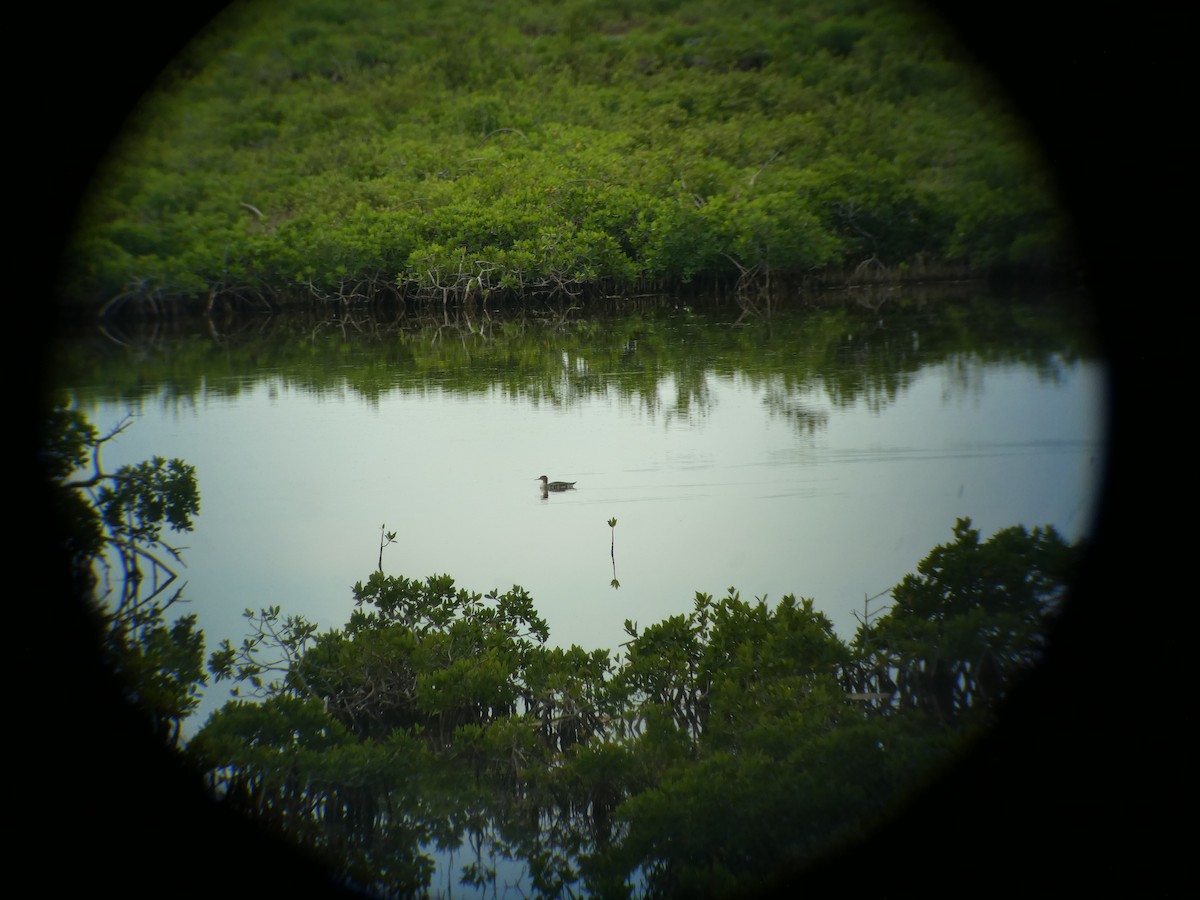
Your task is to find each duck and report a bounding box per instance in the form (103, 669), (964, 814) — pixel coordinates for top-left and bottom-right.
(537, 475), (577, 492)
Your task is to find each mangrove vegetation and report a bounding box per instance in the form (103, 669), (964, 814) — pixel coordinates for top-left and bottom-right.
(58, 0), (1074, 316)
(44, 2), (1100, 892)
(47, 398), (1084, 897)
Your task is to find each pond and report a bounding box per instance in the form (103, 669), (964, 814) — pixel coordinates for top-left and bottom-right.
(53, 286), (1107, 744)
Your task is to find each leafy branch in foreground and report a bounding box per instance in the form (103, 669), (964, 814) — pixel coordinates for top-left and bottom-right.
(45, 402), (204, 743)
(207, 605), (320, 700)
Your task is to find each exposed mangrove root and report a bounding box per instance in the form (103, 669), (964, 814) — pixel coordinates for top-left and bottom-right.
(90, 255), (1010, 323)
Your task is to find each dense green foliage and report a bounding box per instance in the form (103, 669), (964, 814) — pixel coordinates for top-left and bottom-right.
(60, 0), (1071, 312)
(187, 517), (1079, 897)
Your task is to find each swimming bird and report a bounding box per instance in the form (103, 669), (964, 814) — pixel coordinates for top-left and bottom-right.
(537, 475), (576, 492)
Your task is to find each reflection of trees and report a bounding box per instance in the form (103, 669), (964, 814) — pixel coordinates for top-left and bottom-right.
(761, 380), (830, 436)
(53, 292), (1101, 428)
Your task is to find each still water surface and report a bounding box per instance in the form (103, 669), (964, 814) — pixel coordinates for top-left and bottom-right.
(57, 291), (1107, 737)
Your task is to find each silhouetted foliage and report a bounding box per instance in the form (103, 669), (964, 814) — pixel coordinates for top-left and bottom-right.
(188, 516), (1080, 896)
(45, 403), (204, 743)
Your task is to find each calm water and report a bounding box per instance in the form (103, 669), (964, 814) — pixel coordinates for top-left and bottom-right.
(56, 290), (1107, 740)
